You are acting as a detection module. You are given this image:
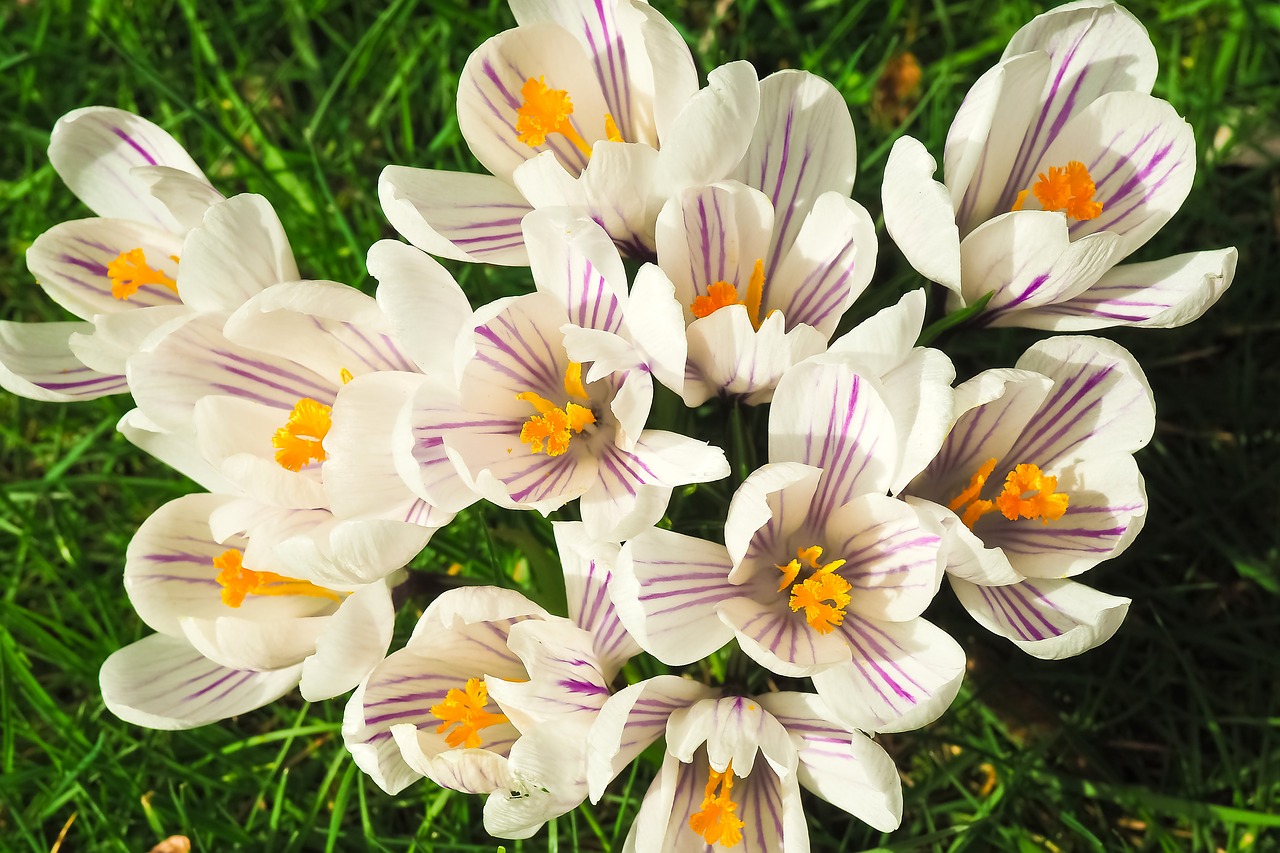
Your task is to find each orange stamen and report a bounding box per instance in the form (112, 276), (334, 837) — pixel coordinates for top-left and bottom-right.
(688, 259), (767, 329)
(516, 76), (593, 157)
(949, 459), (1070, 528)
(517, 363), (596, 457)
(106, 248), (178, 300)
(689, 760), (744, 848)
(430, 678), (510, 749)
(212, 549), (341, 608)
(778, 545), (850, 633)
(272, 398), (332, 471)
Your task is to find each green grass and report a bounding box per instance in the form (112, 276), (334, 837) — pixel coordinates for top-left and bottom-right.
(2, 0), (1279, 850)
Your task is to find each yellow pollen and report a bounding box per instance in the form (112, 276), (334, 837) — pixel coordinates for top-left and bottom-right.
(777, 545), (850, 633)
(688, 259), (767, 329)
(212, 548), (341, 608)
(516, 76), (594, 157)
(1011, 160), (1103, 220)
(516, 363), (596, 456)
(689, 760), (744, 848)
(429, 677), (510, 749)
(339, 368), (354, 385)
(106, 248), (178, 300)
(949, 458), (1070, 528)
(272, 398), (332, 472)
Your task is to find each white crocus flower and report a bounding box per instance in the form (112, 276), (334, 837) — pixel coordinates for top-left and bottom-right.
(589, 684), (901, 851)
(372, 214), (728, 543)
(1, 106), (227, 401)
(345, 565), (638, 840)
(904, 335), (1155, 658)
(381, 0), (758, 263)
(613, 299), (965, 733)
(124, 278), (445, 583)
(99, 493), (396, 730)
(882, 0), (1235, 329)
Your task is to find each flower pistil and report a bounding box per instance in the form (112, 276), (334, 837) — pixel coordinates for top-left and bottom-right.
(688, 760), (744, 847)
(212, 548), (341, 608)
(1012, 160), (1103, 220)
(430, 677), (510, 749)
(106, 248), (179, 300)
(515, 76), (624, 158)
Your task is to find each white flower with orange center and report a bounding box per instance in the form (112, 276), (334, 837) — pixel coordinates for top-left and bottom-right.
(370, 214), (728, 543)
(1, 106), (230, 402)
(881, 0), (1235, 329)
(99, 492), (396, 730)
(587, 685), (902, 851)
(344, 572), (638, 840)
(613, 338), (968, 734)
(904, 335), (1155, 659)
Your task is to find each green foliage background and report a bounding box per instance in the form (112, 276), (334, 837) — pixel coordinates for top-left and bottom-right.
(1, 0), (1278, 850)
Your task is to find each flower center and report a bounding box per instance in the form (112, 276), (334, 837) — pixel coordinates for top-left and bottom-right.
(106, 248), (179, 300)
(516, 362), (597, 457)
(515, 76), (623, 158)
(777, 544), (851, 635)
(1011, 160), (1103, 220)
(948, 458), (1070, 529)
(689, 258), (766, 330)
(272, 397), (332, 471)
(689, 760), (745, 848)
(212, 548), (342, 608)
(429, 677), (510, 750)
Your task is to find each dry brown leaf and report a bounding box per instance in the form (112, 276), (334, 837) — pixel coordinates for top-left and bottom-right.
(147, 835), (192, 853)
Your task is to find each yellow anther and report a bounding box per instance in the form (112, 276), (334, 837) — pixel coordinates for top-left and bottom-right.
(949, 458), (1069, 528)
(604, 114), (623, 143)
(516, 76), (593, 157)
(776, 558), (801, 592)
(430, 678), (510, 749)
(996, 463), (1069, 524)
(339, 368), (354, 385)
(106, 248), (178, 300)
(689, 760), (744, 848)
(272, 398), (332, 472)
(563, 361), (589, 401)
(688, 259), (767, 329)
(1011, 160), (1103, 221)
(212, 548), (341, 608)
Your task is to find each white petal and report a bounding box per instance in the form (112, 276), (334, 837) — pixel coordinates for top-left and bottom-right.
(486, 618), (610, 729)
(0, 320), (127, 402)
(100, 633), (301, 730)
(724, 461), (822, 573)
(655, 61), (760, 199)
(300, 581), (396, 701)
(378, 167), (533, 265)
(524, 210), (627, 333)
(811, 616), (965, 734)
(881, 135), (962, 293)
(950, 574), (1130, 659)
(552, 521), (642, 676)
(179, 612), (329, 673)
(611, 528), (737, 665)
(177, 194), (299, 312)
(483, 726), (589, 839)
(70, 304), (189, 376)
(1010, 246), (1237, 331)
(276, 516), (436, 587)
(719, 596), (851, 677)
(735, 69), (857, 265)
(369, 239), (473, 371)
(686, 307), (826, 404)
(27, 218), (184, 318)
(907, 497), (1022, 586)
(49, 107), (208, 229)
(668, 695), (797, 779)
(580, 141), (664, 255)
(132, 165), (226, 232)
(117, 409), (238, 492)
(625, 263), (689, 393)
(821, 288), (925, 376)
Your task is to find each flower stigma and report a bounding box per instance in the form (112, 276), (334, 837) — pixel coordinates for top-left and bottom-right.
(690, 259), (766, 330)
(273, 398), (333, 471)
(1011, 160), (1103, 220)
(517, 362), (596, 457)
(515, 76), (624, 158)
(430, 677), (510, 749)
(107, 248), (179, 300)
(949, 457), (1070, 528)
(212, 548), (341, 608)
(689, 760), (745, 847)
(777, 544), (851, 634)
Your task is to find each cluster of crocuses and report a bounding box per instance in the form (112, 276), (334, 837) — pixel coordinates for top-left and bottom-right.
(0, 0), (1237, 848)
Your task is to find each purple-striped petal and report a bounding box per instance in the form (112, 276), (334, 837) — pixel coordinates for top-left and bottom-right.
(0, 320), (127, 402)
(101, 633), (302, 730)
(811, 615), (965, 734)
(553, 521), (641, 677)
(719, 595), (851, 677)
(378, 167), (533, 266)
(686, 307), (827, 405)
(524, 210), (627, 334)
(950, 574), (1130, 659)
(487, 618), (611, 728)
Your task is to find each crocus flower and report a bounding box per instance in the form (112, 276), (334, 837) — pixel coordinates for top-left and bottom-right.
(882, 0), (1235, 329)
(344, 573), (636, 839)
(588, 682), (901, 851)
(369, 213), (728, 542)
(380, 0), (758, 263)
(613, 303), (965, 733)
(1, 107), (227, 401)
(903, 335), (1154, 658)
(100, 492), (395, 729)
